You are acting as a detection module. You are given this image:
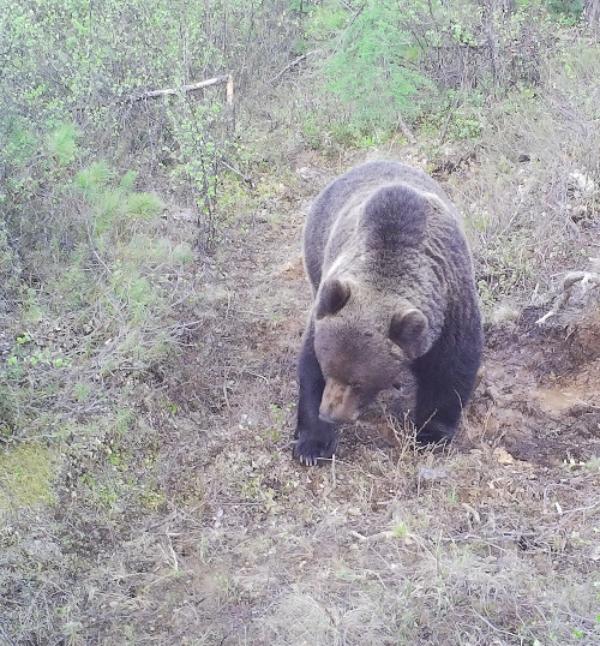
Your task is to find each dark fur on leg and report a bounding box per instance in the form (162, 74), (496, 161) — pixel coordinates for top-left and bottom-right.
(293, 321), (338, 466)
(413, 322), (482, 445)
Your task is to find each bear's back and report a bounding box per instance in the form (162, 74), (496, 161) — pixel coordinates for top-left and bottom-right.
(303, 161), (457, 290)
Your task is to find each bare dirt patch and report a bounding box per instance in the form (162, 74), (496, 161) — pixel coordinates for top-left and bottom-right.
(466, 307), (600, 466)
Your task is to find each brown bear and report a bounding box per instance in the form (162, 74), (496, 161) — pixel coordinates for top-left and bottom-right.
(293, 160), (483, 465)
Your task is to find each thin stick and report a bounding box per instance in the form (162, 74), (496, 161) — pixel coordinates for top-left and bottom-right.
(129, 74), (231, 102)
(269, 54), (307, 85)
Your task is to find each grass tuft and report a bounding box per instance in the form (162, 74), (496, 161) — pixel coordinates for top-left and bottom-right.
(0, 443), (56, 510)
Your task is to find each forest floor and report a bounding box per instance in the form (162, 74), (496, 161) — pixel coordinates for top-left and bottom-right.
(3, 147), (600, 645)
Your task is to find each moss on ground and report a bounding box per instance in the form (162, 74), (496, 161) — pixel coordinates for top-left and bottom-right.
(0, 442), (56, 510)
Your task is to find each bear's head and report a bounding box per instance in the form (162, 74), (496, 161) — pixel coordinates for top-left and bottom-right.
(313, 277), (432, 424)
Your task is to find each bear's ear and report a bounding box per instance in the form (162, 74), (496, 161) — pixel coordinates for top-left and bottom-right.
(316, 279), (351, 319)
(388, 308), (429, 359)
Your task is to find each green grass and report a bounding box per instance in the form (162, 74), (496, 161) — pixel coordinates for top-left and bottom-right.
(125, 192), (164, 219)
(0, 443), (56, 510)
(75, 160), (113, 193)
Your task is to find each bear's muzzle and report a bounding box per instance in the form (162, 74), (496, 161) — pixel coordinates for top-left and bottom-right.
(319, 379), (361, 424)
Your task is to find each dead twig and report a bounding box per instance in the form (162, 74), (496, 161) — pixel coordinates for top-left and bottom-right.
(269, 54), (307, 85)
(438, 93), (462, 145)
(397, 114), (416, 144)
(349, 529), (395, 543)
(219, 157), (254, 187)
(127, 74), (233, 104)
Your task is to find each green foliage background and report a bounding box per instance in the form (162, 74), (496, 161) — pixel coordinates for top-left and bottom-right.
(300, 0), (563, 145)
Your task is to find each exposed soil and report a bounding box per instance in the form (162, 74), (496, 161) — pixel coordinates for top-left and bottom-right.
(467, 314), (600, 465)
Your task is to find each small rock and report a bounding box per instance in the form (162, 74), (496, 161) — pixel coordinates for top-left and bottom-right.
(417, 466), (448, 481)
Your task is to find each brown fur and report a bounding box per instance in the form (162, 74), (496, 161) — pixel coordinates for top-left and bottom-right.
(319, 379), (360, 423)
(294, 160), (483, 465)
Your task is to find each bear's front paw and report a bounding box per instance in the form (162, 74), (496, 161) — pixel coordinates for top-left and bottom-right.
(416, 420), (455, 445)
(292, 431), (337, 467)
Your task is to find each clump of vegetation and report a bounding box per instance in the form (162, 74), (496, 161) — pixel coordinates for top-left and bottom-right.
(451, 43), (600, 310)
(298, 0), (568, 149)
(0, 443), (56, 510)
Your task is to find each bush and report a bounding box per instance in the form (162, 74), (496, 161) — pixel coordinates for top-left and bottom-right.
(301, 0), (559, 145)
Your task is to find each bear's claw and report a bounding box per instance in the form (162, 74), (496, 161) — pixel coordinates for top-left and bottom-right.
(292, 435), (337, 466)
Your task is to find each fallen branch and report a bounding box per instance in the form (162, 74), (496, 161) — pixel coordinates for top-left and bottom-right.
(129, 74), (233, 103)
(535, 270), (600, 325)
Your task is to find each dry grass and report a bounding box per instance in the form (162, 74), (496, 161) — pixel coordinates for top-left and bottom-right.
(447, 42), (600, 313)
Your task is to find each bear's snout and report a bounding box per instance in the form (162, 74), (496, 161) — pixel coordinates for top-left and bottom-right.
(319, 379), (361, 424)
